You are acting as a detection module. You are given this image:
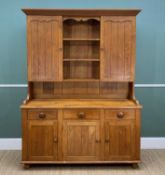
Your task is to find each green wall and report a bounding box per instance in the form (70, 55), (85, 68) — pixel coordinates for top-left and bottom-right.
(0, 0), (165, 137)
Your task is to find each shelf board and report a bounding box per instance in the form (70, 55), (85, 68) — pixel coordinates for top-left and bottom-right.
(63, 59), (100, 62)
(63, 38), (100, 41)
(63, 79), (99, 82)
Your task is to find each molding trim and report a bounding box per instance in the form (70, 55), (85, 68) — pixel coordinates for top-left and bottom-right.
(0, 138), (165, 150)
(141, 137), (165, 149)
(0, 84), (27, 88)
(0, 84), (165, 88)
(135, 84), (165, 88)
(0, 139), (21, 150)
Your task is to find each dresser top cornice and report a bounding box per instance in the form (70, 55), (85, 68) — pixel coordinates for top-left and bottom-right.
(22, 8), (141, 16)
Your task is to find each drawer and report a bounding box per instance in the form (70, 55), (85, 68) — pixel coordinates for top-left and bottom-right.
(63, 109), (100, 120)
(28, 110), (57, 120)
(104, 109), (135, 120)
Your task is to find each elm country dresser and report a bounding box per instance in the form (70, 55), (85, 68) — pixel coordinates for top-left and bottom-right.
(21, 9), (142, 168)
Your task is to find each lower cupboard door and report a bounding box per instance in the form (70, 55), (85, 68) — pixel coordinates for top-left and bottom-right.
(104, 120), (135, 161)
(28, 120), (58, 161)
(63, 121), (101, 161)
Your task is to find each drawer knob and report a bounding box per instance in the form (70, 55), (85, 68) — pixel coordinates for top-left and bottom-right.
(77, 112), (85, 119)
(117, 112), (124, 119)
(38, 112), (46, 119)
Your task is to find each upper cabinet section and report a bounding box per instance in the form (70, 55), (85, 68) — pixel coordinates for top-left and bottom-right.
(100, 16), (136, 81)
(27, 16), (62, 81)
(23, 9), (140, 82)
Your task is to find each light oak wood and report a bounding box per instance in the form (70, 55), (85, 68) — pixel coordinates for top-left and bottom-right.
(27, 16), (62, 81)
(101, 16), (135, 81)
(104, 109), (135, 120)
(21, 9), (142, 167)
(104, 119), (135, 160)
(63, 121), (101, 161)
(21, 99), (141, 109)
(63, 109), (100, 120)
(32, 82), (130, 99)
(28, 120), (58, 161)
(28, 109), (57, 120)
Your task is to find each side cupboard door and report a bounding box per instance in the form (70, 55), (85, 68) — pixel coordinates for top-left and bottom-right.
(101, 16), (136, 81)
(27, 16), (62, 81)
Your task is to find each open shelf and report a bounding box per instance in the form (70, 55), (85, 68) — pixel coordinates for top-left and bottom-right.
(63, 18), (100, 39)
(63, 79), (99, 82)
(64, 41), (100, 60)
(63, 59), (100, 62)
(63, 61), (100, 80)
(63, 38), (100, 41)
(63, 17), (100, 80)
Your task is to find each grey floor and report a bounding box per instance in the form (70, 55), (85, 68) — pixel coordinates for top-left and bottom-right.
(0, 150), (165, 175)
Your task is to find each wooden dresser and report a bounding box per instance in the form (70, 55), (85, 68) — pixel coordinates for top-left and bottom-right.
(21, 9), (142, 168)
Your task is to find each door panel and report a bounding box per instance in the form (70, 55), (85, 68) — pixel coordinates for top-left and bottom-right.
(63, 121), (100, 161)
(104, 120), (135, 160)
(28, 16), (62, 81)
(101, 16), (135, 81)
(28, 120), (58, 161)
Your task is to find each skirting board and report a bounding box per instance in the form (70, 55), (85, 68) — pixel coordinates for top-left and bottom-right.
(0, 138), (165, 150)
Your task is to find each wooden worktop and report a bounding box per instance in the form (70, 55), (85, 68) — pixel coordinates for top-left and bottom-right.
(21, 99), (142, 109)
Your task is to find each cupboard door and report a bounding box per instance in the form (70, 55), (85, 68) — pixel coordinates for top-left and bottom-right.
(104, 120), (135, 160)
(63, 121), (101, 161)
(27, 16), (62, 81)
(28, 120), (58, 161)
(101, 16), (135, 81)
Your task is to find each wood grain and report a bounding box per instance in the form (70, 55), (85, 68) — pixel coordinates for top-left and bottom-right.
(28, 120), (58, 161)
(101, 16), (136, 81)
(21, 99), (142, 109)
(27, 16), (62, 81)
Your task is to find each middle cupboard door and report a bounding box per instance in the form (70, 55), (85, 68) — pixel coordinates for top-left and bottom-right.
(63, 121), (101, 161)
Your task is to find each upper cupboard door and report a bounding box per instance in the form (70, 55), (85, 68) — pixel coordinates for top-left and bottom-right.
(27, 16), (62, 81)
(101, 17), (136, 81)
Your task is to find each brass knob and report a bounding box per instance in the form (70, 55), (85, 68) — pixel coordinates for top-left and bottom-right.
(117, 112), (124, 119)
(77, 112), (85, 119)
(38, 112), (46, 119)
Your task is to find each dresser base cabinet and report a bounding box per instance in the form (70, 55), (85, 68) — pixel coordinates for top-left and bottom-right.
(21, 9), (142, 168)
(21, 105), (141, 166)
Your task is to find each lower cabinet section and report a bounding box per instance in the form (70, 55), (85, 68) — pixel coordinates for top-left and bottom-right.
(22, 108), (140, 163)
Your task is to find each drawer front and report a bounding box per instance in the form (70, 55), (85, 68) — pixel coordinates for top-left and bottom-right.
(28, 110), (57, 120)
(104, 109), (135, 120)
(63, 109), (100, 120)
